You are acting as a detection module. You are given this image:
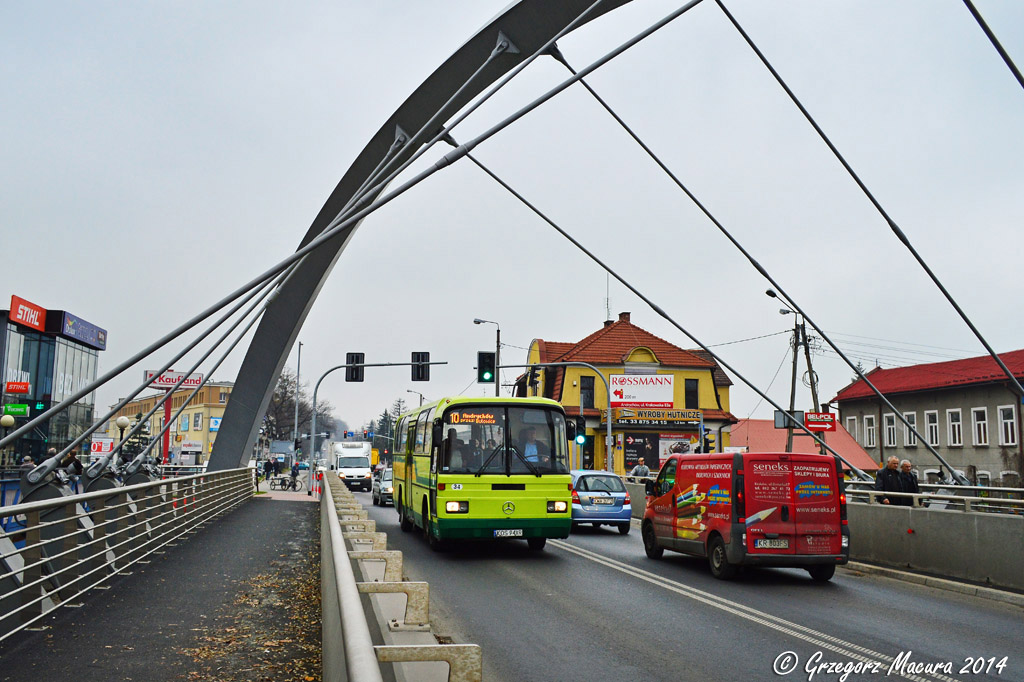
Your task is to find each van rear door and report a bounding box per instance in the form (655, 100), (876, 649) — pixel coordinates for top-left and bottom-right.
(744, 454), (796, 555)
(790, 454), (843, 556)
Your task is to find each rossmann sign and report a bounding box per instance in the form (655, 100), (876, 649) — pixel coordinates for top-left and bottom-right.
(609, 374), (674, 409)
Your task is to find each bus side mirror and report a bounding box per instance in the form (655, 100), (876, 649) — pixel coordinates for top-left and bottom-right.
(567, 420), (577, 442)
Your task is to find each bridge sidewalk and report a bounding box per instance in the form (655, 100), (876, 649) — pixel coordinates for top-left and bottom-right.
(0, 487), (319, 682)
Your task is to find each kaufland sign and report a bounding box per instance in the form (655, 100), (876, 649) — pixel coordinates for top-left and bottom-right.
(144, 370), (204, 390)
(610, 374), (674, 409)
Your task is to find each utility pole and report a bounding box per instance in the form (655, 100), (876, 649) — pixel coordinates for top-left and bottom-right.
(293, 342), (302, 461)
(786, 317), (799, 453)
(800, 322), (826, 455)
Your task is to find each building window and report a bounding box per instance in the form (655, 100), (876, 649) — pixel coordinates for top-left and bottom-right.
(194, 413), (202, 431)
(580, 376), (595, 410)
(684, 379), (698, 409)
(845, 417), (857, 441)
(971, 407), (988, 446)
(947, 409), (962, 447)
(925, 411), (939, 446)
(999, 405), (1017, 446)
(883, 413), (897, 448)
(864, 415), (876, 448)
(902, 412), (917, 447)
(219, 391), (228, 404)
(976, 471), (991, 487)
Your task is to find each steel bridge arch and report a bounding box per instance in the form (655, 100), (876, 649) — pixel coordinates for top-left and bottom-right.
(209, 0), (634, 469)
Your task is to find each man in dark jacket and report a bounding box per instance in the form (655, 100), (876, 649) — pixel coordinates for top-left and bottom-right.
(899, 459), (921, 506)
(874, 456), (912, 506)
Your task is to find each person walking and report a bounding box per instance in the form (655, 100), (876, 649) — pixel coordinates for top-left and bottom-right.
(629, 461), (651, 478)
(290, 461), (300, 491)
(874, 456), (911, 506)
(899, 459), (921, 506)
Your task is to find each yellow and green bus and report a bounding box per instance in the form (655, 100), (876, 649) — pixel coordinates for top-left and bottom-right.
(393, 396), (573, 551)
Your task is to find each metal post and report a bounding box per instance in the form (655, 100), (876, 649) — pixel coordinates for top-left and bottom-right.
(786, 317), (798, 453)
(294, 341), (302, 462)
(495, 326), (501, 398)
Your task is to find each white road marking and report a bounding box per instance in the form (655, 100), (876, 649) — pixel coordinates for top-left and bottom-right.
(550, 540), (960, 682)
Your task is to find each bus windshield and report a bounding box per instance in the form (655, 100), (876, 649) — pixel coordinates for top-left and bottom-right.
(440, 405), (569, 475)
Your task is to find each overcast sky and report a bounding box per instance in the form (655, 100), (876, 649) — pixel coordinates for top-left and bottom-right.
(3, 0), (1022, 436)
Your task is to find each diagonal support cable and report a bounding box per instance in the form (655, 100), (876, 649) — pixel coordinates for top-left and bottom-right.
(715, 0), (1024, 409)
(448, 137), (870, 480)
(962, 0), (1024, 91)
(550, 47), (962, 481)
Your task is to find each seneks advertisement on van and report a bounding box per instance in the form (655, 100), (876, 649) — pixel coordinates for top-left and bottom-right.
(643, 451), (849, 582)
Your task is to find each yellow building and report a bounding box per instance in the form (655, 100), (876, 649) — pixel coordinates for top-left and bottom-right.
(106, 382), (233, 464)
(513, 313), (736, 474)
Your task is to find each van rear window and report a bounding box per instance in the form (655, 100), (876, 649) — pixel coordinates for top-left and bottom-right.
(577, 475), (625, 493)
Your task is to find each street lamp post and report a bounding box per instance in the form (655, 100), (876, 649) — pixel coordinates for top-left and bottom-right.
(473, 318), (500, 397)
(293, 341), (302, 460)
(767, 289), (823, 454)
(1, 414), (15, 467)
(116, 415), (131, 442)
(406, 389), (426, 407)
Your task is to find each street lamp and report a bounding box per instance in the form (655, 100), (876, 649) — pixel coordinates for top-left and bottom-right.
(473, 318), (500, 397)
(1, 414), (15, 467)
(406, 389), (426, 407)
(115, 415), (131, 442)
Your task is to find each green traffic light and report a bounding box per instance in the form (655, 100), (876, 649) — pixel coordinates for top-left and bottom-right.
(482, 371), (493, 380)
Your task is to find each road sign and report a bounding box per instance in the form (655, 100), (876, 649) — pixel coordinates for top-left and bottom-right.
(805, 412), (836, 432)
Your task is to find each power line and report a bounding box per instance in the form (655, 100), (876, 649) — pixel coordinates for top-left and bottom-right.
(708, 329), (791, 348)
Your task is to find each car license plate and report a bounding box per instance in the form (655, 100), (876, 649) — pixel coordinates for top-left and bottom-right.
(591, 497), (614, 505)
(494, 529), (523, 537)
(754, 538), (789, 549)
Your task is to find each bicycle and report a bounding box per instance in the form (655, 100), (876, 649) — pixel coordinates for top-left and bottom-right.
(269, 476), (303, 492)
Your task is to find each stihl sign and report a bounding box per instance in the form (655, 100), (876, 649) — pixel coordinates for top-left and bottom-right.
(144, 370), (204, 390)
(805, 412), (837, 432)
(9, 295), (46, 332)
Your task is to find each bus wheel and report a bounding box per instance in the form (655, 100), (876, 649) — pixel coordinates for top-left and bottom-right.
(423, 501), (443, 551)
(527, 537), (546, 551)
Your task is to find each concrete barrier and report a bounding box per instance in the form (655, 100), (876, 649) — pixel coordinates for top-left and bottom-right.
(846, 503), (1024, 592)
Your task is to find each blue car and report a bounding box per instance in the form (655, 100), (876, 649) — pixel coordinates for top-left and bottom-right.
(570, 470), (632, 534)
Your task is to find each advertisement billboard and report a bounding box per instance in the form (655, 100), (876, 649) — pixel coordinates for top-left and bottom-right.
(144, 370), (204, 390)
(609, 374), (674, 409)
(9, 295), (46, 332)
(56, 311), (108, 351)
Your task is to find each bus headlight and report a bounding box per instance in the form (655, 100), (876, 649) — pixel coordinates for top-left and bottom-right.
(548, 500), (568, 513)
(445, 500), (469, 513)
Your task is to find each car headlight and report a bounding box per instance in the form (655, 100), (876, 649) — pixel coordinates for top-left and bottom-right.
(445, 500), (469, 513)
(548, 500), (568, 513)
(338, 472), (346, 478)
(384, 486), (393, 493)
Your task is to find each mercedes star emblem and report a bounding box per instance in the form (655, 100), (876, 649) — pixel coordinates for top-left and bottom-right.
(502, 501), (515, 515)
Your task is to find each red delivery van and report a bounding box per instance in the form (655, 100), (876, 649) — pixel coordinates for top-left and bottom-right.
(642, 451), (849, 581)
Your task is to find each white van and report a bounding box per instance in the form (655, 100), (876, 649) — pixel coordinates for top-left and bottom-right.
(334, 442), (372, 491)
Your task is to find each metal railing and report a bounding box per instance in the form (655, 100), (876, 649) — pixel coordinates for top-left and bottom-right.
(844, 480), (1024, 514)
(321, 475), (482, 681)
(0, 467), (254, 641)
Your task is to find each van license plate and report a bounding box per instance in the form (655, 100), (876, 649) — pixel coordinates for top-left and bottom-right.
(494, 529), (523, 537)
(591, 498), (613, 505)
(754, 538), (789, 549)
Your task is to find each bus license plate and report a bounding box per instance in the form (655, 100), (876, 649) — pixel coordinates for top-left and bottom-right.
(754, 538), (789, 549)
(591, 498), (614, 505)
(494, 529), (523, 538)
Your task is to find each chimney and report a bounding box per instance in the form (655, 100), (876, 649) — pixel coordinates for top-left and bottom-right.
(603, 320), (613, 327)
(618, 312), (630, 323)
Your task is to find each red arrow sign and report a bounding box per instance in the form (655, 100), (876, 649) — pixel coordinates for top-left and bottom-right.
(805, 412), (836, 432)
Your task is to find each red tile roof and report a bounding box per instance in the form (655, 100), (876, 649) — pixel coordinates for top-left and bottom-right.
(831, 349), (1024, 402)
(729, 419), (879, 472)
(540, 313), (718, 369)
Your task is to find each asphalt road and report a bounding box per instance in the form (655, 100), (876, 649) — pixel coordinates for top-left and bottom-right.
(357, 490), (1023, 682)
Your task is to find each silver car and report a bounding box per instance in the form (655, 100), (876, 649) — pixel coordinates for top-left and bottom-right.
(372, 468), (394, 506)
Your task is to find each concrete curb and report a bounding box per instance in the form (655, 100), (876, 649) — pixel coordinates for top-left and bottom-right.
(843, 562), (1024, 608)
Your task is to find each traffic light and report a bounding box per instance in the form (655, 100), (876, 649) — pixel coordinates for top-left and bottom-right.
(345, 352), (365, 382)
(363, 430), (368, 439)
(343, 431), (348, 439)
(575, 416), (586, 445)
(703, 433), (716, 453)
(412, 352), (430, 382)
(477, 351), (495, 383)
(294, 438), (300, 452)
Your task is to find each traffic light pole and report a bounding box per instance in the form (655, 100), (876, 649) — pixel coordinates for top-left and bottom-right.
(499, 361), (615, 473)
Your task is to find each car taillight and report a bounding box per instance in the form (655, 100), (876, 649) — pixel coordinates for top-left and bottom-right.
(623, 492), (630, 504)
(571, 489), (580, 504)
(438, 483), (446, 491)
(839, 491), (848, 523)
(734, 475), (745, 519)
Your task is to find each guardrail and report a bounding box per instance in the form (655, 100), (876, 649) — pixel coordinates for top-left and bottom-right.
(0, 467), (254, 641)
(321, 474), (482, 681)
(844, 481), (1024, 514)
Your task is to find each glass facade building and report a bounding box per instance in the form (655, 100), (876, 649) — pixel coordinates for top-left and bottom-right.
(1, 296), (104, 465)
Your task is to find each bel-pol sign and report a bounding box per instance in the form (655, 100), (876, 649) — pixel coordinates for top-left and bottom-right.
(805, 412), (837, 432)
(144, 370), (204, 390)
